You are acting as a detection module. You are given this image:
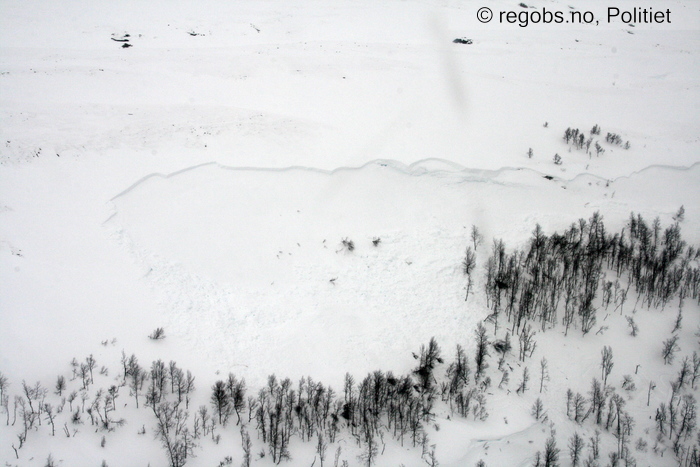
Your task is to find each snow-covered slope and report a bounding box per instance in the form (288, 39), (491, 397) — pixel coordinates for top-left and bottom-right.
(1, 0), (698, 466)
(105, 160), (700, 389)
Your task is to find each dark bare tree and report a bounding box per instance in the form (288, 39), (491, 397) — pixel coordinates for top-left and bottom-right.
(126, 354), (146, 409)
(676, 357), (691, 389)
(516, 367), (530, 395)
(675, 394), (697, 444)
(317, 430), (328, 467)
(588, 430), (600, 461)
(184, 371), (195, 409)
(471, 225), (483, 251)
(595, 142), (604, 156)
(673, 205), (685, 222)
(85, 354), (97, 385)
(54, 376), (66, 397)
(672, 308), (683, 333)
(44, 403), (56, 436)
(474, 324), (489, 382)
(225, 373), (246, 426)
(589, 378), (606, 425)
(149, 360), (168, 405)
(154, 401), (196, 467)
(0, 372), (8, 425)
(518, 325), (537, 362)
(445, 345), (470, 405)
(241, 425), (252, 467)
(572, 392), (588, 423)
(210, 381), (229, 426)
(463, 247), (476, 302)
(625, 316), (638, 337)
(662, 335), (680, 365)
(413, 337), (443, 393)
(168, 361), (182, 395)
(543, 434), (560, 467)
(568, 432), (584, 466)
(539, 358), (549, 393)
(531, 398), (546, 422)
(601, 346), (614, 387)
(149, 327), (166, 340)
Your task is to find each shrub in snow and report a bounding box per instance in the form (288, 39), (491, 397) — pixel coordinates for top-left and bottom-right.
(149, 327), (166, 340)
(568, 432), (584, 466)
(470, 225), (483, 251)
(341, 237), (355, 252)
(463, 247), (476, 302)
(474, 323), (489, 381)
(662, 335), (680, 365)
(531, 398), (546, 422)
(543, 434), (560, 466)
(605, 132), (623, 145)
(673, 307), (683, 332)
(600, 346), (614, 387)
(621, 375), (636, 392)
(515, 367), (529, 395)
(413, 337), (443, 393)
(673, 205), (685, 222)
(625, 316), (638, 337)
(493, 334), (512, 356)
(595, 141), (605, 156)
(539, 357), (549, 393)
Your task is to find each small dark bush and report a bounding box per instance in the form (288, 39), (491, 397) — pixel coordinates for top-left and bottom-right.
(149, 327), (166, 340)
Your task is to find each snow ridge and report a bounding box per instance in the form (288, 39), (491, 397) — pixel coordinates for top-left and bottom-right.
(108, 158), (700, 208)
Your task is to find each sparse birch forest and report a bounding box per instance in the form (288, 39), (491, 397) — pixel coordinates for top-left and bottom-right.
(2, 1), (699, 465)
(2, 211), (698, 467)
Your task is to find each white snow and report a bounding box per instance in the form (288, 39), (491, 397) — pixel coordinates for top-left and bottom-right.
(1, 0), (698, 465)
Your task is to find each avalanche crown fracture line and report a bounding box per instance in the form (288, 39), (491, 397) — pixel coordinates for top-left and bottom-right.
(608, 7), (671, 24)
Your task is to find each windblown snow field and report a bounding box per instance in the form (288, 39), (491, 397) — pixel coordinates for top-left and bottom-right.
(1, 0), (699, 465)
(107, 160), (700, 388)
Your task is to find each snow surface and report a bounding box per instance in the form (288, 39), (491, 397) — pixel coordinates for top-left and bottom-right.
(0, 0), (699, 465)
